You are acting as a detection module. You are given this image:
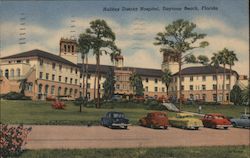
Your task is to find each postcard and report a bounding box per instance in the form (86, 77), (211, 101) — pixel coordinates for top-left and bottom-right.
(0, 0), (249, 158)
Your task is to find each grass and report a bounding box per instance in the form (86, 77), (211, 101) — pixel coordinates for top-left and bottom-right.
(1, 100), (248, 125)
(18, 146), (250, 158)
(0, 100), (176, 125)
(181, 104), (249, 118)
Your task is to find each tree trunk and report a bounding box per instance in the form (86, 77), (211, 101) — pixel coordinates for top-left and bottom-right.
(80, 56), (85, 112)
(229, 65), (232, 104)
(94, 57), (97, 102)
(97, 54), (101, 108)
(222, 64), (226, 103)
(166, 84), (169, 96)
(215, 68), (218, 103)
(178, 54), (182, 110)
(85, 55), (89, 101)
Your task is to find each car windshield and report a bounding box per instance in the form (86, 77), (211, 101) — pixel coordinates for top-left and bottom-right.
(112, 113), (124, 118)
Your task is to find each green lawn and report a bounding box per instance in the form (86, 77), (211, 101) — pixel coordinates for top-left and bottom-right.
(181, 104), (249, 118)
(1, 100), (248, 125)
(18, 146), (250, 158)
(0, 100), (176, 125)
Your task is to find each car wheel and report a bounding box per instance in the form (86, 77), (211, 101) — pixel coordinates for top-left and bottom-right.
(224, 127), (228, 130)
(232, 122), (237, 127)
(150, 124), (155, 129)
(194, 127), (199, 130)
(164, 126), (168, 130)
(124, 126), (128, 129)
(212, 124), (217, 129)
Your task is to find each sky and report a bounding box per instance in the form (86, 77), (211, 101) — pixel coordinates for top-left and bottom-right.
(0, 0), (249, 76)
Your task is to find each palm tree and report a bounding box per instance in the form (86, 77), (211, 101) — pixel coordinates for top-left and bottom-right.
(78, 33), (92, 112)
(211, 53), (220, 103)
(84, 19), (120, 108)
(226, 50), (238, 103)
(218, 48), (229, 103)
(161, 69), (172, 96)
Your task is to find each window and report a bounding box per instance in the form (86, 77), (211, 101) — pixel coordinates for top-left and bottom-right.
(72, 46), (74, 52)
(226, 75), (230, 80)
(16, 68), (21, 77)
(146, 78), (148, 82)
(190, 76), (193, 81)
(59, 76), (62, 82)
(155, 79), (158, 84)
(202, 94), (206, 101)
(38, 84), (43, 93)
(65, 77), (68, 83)
(10, 69), (14, 77)
(213, 94), (217, 102)
(145, 86), (148, 92)
(116, 84), (120, 90)
(46, 73), (49, 80)
(190, 94), (194, 100)
(80, 83), (82, 88)
(70, 68), (73, 73)
(162, 87), (165, 92)
(17, 60), (21, 63)
(87, 74), (91, 79)
(52, 74), (55, 81)
(180, 85), (184, 90)
(69, 88), (73, 96)
(64, 45), (67, 52)
(75, 69), (77, 74)
(45, 85), (49, 95)
(59, 65), (62, 71)
(39, 59), (43, 66)
(70, 78), (73, 84)
(154, 87), (158, 92)
(51, 86), (55, 95)
(68, 45), (71, 52)
(52, 63), (56, 69)
(202, 76), (206, 81)
(213, 84), (217, 90)
(39, 72), (43, 79)
(64, 88), (68, 95)
(202, 85), (206, 90)
(181, 77), (184, 82)
(213, 75), (217, 81)
(226, 84), (230, 90)
(75, 79), (77, 84)
(27, 82), (33, 92)
(58, 87), (61, 96)
(87, 83), (91, 89)
(74, 89), (77, 96)
(190, 85), (193, 91)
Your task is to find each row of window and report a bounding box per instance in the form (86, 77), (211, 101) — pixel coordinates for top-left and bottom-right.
(38, 84), (78, 96)
(0, 69), (21, 79)
(145, 86), (165, 93)
(39, 59), (78, 74)
(174, 75), (231, 82)
(39, 72), (78, 84)
(145, 78), (160, 84)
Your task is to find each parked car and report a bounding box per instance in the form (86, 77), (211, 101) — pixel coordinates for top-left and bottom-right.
(111, 95), (123, 101)
(169, 113), (203, 130)
(133, 96), (145, 102)
(201, 113), (231, 129)
(139, 112), (169, 129)
(101, 112), (129, 129)
(230, 114), (250, 128)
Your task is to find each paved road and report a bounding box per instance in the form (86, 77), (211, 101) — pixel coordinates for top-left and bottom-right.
(26, 125), (250, 149)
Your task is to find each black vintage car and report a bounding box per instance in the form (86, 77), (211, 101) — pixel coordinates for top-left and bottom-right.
(101, 112), (129, 129)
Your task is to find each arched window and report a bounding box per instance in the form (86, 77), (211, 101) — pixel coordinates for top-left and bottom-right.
(51, 85), (55, 95)
(45, 85), (49, 95)
(64, 45), (67, 52)
(68, 45), (70, 52)
(72, 45), (74, 52)
(5, 69), (9, 79)
(69, 88), (73, 96)
(10, 69), (14, 78)
(58, 87), (61, 96)
(74, 89), (77, 96)
(38, 84), (43, 93)
(16, 68), (21, 77)
(64, 88), (68, 95)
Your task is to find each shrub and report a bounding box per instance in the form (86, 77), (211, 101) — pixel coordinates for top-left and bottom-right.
(52, 100), (65, 109)
(2, 92), (31, 100)
(0, 124), (32, 158)
(146, 100), (167, 111)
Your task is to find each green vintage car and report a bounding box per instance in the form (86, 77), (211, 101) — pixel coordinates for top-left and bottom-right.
(169, 113), (203, 130)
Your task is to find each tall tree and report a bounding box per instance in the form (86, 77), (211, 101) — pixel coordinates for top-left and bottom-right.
(161, 69), (172, 96)
(84, 19), (120, 108)
(103, 68), (116, 100)
(78, 33), (92, 112)
(211, 53), (220, 103)
(225, 50), (238, 103)
(218, 48), (229, 103)
(154, 19), (209, 110)
(129, 72), (144, 96)
(230, 85), (243, 106)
